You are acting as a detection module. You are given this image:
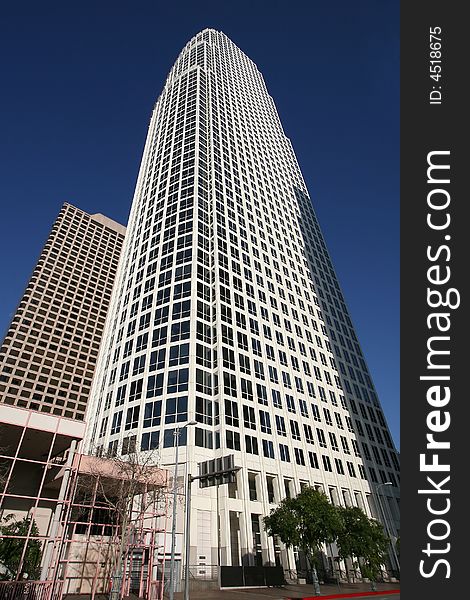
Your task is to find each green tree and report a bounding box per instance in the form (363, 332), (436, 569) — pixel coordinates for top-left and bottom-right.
(263, 487), (342, 594)
(336, 506), (389, 589)
(0, 514), (42, 580)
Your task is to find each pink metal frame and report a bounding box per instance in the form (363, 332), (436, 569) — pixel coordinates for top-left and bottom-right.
(0, 409), (168, 600)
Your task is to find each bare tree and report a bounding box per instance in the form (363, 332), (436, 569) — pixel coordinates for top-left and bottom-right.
(70, 446), (168, 599)
(0, 452), (10, 493)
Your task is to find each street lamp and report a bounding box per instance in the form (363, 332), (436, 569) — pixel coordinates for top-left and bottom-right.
(375, 482), (399, 576)
(168, 420), (197, 600)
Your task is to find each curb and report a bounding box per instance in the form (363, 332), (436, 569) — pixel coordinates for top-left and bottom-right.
(286, 590), (400, 600)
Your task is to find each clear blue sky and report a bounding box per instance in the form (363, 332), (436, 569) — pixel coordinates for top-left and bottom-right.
(0, 1), (399, 447)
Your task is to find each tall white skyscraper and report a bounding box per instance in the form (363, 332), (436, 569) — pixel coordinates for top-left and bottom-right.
(85, 29), (399, 579)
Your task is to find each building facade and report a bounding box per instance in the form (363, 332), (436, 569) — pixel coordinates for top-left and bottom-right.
(0, 203), (126, 421)
(85, 30), (400, 579)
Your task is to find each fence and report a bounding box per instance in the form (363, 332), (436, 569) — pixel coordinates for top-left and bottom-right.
(182, 565), (219, 592)
(220, 565), (285, 588)
(0, 581), (63, 600)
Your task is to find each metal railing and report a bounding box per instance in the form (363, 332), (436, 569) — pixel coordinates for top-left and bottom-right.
(182, 566), (219, 592)
(0, 580), (63, 600)
(283, 568), (299, 581)
(157, 565), (220, 596)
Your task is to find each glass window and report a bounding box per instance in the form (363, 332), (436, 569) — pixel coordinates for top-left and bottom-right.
(165, 396), (188, 423)
(141, 431), (160, 452)
(143, 400), (162, 428)
(163, 427), (187, 448)
(167, 368), (189, 394)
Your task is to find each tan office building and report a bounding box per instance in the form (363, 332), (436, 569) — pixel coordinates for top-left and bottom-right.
(0, 202), (125, 421)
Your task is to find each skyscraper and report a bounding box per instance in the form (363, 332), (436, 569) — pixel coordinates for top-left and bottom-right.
(0, 203), (126, 420)
(85, 29), (399, 578)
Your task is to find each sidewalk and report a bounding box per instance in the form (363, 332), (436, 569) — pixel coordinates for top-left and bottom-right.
(174, 581), (400, 600)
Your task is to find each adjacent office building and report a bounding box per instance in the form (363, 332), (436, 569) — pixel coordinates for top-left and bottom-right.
(85, 30), (400, 577)
(0, 203), (126, 420)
